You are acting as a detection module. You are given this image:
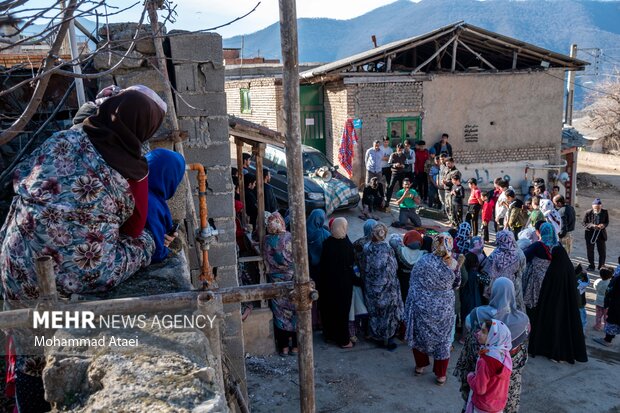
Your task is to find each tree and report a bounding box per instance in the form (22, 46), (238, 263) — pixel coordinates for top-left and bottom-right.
(584, 75), (620, 154)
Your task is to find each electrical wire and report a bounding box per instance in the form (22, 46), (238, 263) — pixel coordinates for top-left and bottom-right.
(543, 70), (619, 98)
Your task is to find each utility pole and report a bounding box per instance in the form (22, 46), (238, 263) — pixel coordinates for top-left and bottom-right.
(278, 1), (316, 412)
(565, 43), (577, 126)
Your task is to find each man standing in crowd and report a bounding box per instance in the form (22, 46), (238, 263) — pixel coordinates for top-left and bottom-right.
(494, 179), (510, 231)
(583, 198), (609, 271)
(380, 136), (393, 187)
(242, 153), (252, 175)
(554, 194), (575, 254)
(414, 140), (429, 203)
(428, 155), (441, 209)
(430, 133), (453, 157)
(263, 168), (279, 213)
(385, 143), (408, 206)
(365, 140), (383, 184)
(442, 157), (459, 224)
(403, 139), (416, 183)
(396, 178), (422, 227)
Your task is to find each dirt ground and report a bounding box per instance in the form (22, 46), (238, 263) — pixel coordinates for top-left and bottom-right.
(244, 154), (620, 413)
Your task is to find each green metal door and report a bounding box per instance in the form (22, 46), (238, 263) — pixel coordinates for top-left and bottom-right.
(386, 117), (422, 149)
(300, 85), (326, 154)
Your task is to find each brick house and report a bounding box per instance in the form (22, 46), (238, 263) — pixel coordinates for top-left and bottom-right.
(225, 21), (588, 192)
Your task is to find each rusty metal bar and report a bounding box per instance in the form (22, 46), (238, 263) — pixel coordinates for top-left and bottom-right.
(278, 1), (316, 411)
(187, 163), (214, 285)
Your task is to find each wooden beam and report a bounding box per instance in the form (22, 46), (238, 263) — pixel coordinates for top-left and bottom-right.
(457, 39), (497, 70)
(435, 40), (442, 69)
(386, 56), (392, 72)
(255, 143), (266, 251)
(411, 35), (457, 74)
(451, 36), (458, 72)
(512, 50), (518, 69)
(236, 140), (247, 227)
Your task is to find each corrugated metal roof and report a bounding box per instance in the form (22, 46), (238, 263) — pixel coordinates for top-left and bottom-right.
(300, 21), (589, 80)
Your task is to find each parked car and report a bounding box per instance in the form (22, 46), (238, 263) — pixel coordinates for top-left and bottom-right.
(248, 144), (360, 214)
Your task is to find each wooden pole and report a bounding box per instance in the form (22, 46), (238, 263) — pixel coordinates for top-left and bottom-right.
(457, 39), (497, 70)
(451, 36), (458, 72)
(236, 140), (247, 227)
(278, 1), (316, 412)
(255, 143), (266, 248)
(565, 44), (577, 126)
(35, 256), (57, 302)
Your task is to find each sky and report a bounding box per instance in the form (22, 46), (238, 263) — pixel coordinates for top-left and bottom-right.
(18, 0), (408, 38)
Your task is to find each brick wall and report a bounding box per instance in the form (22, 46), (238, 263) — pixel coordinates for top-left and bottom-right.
(225, 78), (282, 131)
(323, 81), (350, 165)
(454, 146), (557, 164)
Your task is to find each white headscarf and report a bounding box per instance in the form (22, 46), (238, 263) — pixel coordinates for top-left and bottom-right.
(539, 199), (562, 237)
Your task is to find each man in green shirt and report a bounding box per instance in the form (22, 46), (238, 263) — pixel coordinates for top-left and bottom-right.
(396, 178), (422, 227)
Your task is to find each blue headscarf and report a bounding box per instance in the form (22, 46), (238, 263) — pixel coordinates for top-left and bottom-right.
(306, 209), (330, 266)
(539, 222), (558, 248)
(363, 219), (378, 238)
(145, 149), (185, 263)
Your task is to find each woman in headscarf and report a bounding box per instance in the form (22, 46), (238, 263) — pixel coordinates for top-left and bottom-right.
(0, 88), (165, 411)
(539, 198), (562, 238)
(306, 209), (331, 329)
(453, 222), (472, 254)
(528, 245), (587, 363)
(263, 212), (297, 356)
(363, 223), (404, 350)
(389, 230), (426, 303)
(454, 277), (530, 413)
(405, 233), (457, 385)
(319, 217), (355, 348)
(145, 148), (185, 263)
(480, 230), (526, 310)
(351, 219), (377, 338)
(353, 219), (378, 274)
(522, 222), (557, 326)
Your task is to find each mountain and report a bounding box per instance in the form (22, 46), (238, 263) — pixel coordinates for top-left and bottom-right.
(224, 0), (620, 107)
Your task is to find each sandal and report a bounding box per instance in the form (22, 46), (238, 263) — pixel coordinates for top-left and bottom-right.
(435, 376), (447, 386)
(414, 367), (425, 376)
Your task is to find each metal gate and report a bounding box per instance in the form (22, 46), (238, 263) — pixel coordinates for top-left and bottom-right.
(300, 85), (326, 154)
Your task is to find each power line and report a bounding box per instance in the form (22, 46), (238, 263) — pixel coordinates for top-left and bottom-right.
(543, 70), (619, 99)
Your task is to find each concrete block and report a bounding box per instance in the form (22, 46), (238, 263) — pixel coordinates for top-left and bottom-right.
(175, 92), (227, 117)
(113, 69), (167, 93)
(205, 116), (230, 144)
(242, 308), (275, 356)
(206, 191), (234, 218)
(215, 266), (239, 289)
(208, 242), (237, 267)
(223, 310), (242, 337)
(174, 64), (225, 93)
(93, 48), (145, 70)
(211, 217), (236, 244)
(98, 22), (165, 54)
(168, 31), (223, 64)
(205, 168), (233, 193)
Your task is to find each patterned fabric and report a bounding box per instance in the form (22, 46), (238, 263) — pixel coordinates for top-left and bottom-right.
(352, 220), (377, 279)
(405, 253), (455, 359)
(371, 222), (388, 242)
(454, 222), (472, 253)
(539, 199), (562, 237)
(338, 118), (358, 177)
(482, 231), (526, 310)
(523, 256), (551, 309)
(455, 331), (528, 413)
(480, 320), (513, 372)
(310, 177), (355, 216)
(263, 231), (296, 332)
(363, 241), (404, 340)
(433, 232), (455, 268)
(539, 222), (558, 248)
(266, 211), (286, 235)
(605, 322), (620, 336)
(0, 128), (155, 302)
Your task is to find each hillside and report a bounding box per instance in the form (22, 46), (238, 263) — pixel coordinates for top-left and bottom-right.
(223, 0), (620, 68)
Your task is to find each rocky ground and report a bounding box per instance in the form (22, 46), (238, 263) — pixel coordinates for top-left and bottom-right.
(245, 153), (620, 413)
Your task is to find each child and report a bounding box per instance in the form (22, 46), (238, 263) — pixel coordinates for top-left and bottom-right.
(467, 178), (483, 236)
(594, 257), (620, 347)
(528, 196), (545, 228)
(505, 190), (528, 240)
(575, 264), (589, 333)
(451, 175), (465, 226)
(594, 268), (613, 331)
(361, 177), (385, 219)
(481, 191), (495, 243)
(466, 319), (512, 413)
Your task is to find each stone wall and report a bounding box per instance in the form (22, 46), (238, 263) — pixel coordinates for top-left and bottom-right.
(225, 78), (283, 131)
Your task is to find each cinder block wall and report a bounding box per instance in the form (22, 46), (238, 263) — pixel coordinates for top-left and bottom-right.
(168, 31), (247, 398)
(323, 81), (349, 166)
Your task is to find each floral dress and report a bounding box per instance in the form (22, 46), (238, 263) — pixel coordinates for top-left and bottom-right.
(0, 127), (155, 374)
(363, 241), (403, 341)
(264, 232), (296, 332)
(404, 253), (456, 360)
